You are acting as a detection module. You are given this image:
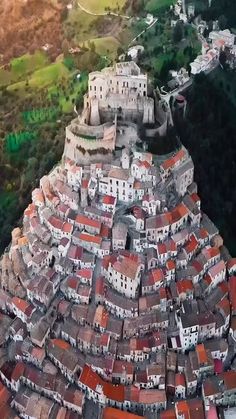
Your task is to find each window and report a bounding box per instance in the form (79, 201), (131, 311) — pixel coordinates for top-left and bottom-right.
(100, 86), (102, 91)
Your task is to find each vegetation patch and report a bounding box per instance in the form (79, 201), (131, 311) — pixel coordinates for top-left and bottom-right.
(145, 0), (175, 13)
(22, 107), (59, 125)
(6, 131), (38, 153)
(0, 51), (50, 88)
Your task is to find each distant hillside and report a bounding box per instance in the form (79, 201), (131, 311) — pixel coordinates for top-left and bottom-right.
(0, 0), (67, 63)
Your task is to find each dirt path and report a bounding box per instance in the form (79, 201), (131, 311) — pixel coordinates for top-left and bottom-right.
(77, 0), (130, 19)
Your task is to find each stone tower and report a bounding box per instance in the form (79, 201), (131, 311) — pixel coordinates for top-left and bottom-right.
(121, 148), (130, 169)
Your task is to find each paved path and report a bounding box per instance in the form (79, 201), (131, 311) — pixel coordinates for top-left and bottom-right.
(128, 18), (158, 47)
(77, 0), (130, 19)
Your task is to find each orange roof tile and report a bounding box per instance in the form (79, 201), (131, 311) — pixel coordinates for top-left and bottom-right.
(103, 407), (145, 419)
(62, 222), (73, 233)
(176, 279), (193, 295)
(11, 297), (30, 313)
(175, 373), (185, 387)
(196, 343), (208, 365)
(79, 232), (102, 245)
(51, 339), (71, 351)
(76, 214), (101, 229)
(102, 195), (116, 205)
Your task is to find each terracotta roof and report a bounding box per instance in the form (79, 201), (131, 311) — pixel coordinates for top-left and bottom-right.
(95, 276), (105, 296)
(176, 279), (193, 295)
(113, 256), (140, 281)
(11, 297), (31, 314)
(184, 234), (198, 255)
(76, 268), (93, 281)
(63, 222), (73, 234)
(103, 382), (125, 402)
(108, 167), (130, 181)
(51, 339), (71, 350)
(176, 400), (190, 418)
(227, 258), (236, 271)
(81, 179), (89, 188)
(102, 407), (144, 419)
(229, 276), (236, 311)
(161, 148), (186, 171)
(157, 243), (167, 255)
(221, 370), (236, 390)
(160, 409), (176, 419)
(139, 389), (166, 404)
(75, 214), (101, 230)
(208, 260), (225, 279)
(48, 215), (63, 230)
(196, 343), (208, 365)
(102, 195), (116, 205)
(175, 373), (185, 387)
(79, 232), (102, 246)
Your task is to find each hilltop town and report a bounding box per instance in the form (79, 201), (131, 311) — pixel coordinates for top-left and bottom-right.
(0, 61), (235, 419)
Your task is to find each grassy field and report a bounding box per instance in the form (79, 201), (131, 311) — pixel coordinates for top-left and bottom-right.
(78, 0), (126, 13)
(7, 61), (71, 94)
(145, 0), (175, 13)
(0, 51), (49, 88)
(82, 36), (120, 59)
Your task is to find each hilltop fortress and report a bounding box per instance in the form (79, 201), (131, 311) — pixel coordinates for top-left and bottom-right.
(63, 62), (169, 164)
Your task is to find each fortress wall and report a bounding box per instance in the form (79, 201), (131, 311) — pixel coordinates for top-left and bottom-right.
(63, 127), (115, 163)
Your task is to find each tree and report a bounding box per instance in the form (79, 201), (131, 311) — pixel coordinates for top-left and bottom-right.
(219, 50), (227, 67)
(61, 39), (70, 55)
(218, 14), (227, 30)
(172, 22), (183, 44)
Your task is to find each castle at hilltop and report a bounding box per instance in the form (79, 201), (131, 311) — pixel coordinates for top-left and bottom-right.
(85, 61), (155, 126)
(63, 62), (169, 165)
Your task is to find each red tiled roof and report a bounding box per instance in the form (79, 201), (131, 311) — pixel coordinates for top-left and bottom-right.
(214, 359), (223, 374)
(95, 276), (105, 296)
(227, 258), (236, 271)
(196, 343), (208, 365)
(176, 279), (193, 295)
(51, 339), (71, 350)
(229, 276), (236, 311)
(79, 233), (102, 246)
(103, 407), (144, 419)
(81, 179), (89, 188)
(184, 234), (198, 255)
(67, 276), (79, 290)
(63, 222), (73, 234)
(76, 214), (101, 229)
(76, 268), (93, 280)
(102, 195), (116, 205)
(11, 297), (30, 314)
(103, 382), (125, 403)
(166, 259), (176, 271)
(175, 373), (185, 387)
(157, 243), (167, 255)
(160, 409), (176, 419)
(79, 364), (102, 391)
(176, 400), (190, 418)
